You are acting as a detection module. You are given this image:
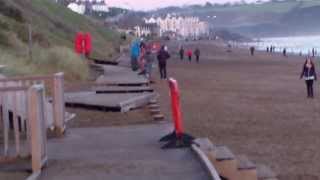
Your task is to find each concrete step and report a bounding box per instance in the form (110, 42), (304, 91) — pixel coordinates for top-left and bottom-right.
(257, 165), (277, 180)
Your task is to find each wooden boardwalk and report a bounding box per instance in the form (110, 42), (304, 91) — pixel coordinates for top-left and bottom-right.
(65, 91), (156, 112)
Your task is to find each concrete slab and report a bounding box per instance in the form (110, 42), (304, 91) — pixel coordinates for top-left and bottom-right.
(39, 123), (210, 180)
(65, 92), (156, 112)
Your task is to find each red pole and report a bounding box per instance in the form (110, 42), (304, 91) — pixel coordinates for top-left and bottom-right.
(168, 78), (184, 137)
(160, 78), (194, 149)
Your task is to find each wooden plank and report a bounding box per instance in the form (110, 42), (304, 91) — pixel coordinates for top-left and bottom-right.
(12, 92), (21, 156)
(2, 90), (9, 156)
(28, 85), (46, 173)
(94, 86), (154, 94)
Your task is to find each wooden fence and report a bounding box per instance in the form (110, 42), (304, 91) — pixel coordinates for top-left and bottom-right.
(0, 85), (48, 174)
(0, 72), (66, 174)
(0, 72), (66, 134)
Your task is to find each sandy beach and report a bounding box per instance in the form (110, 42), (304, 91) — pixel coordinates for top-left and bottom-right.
(151, 41), (320, 180)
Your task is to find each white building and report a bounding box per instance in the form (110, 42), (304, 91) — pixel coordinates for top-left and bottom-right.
(145, 15), (209, 39)
(67, 0), (109, 14)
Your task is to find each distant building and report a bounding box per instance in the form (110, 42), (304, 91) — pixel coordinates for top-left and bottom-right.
(134, 23), (160, 38)
(144, 15), (209, 39)
(58, 0), (109, 14)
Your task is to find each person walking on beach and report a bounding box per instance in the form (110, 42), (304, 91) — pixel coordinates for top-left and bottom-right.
(300, 57), (317, 98)
(179, 46), (184, 60)
(250, 46), (255, 56)
(187, 49), (193, 62)
(194, 48), (200, 63)
(157, 45), (170, 79)
(283, 48), (287, 57)
(138, 41), (147, 75)
(144, 44), (155, 82)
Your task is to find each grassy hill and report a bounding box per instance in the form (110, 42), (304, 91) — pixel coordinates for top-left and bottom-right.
(0, 0), (123, 81)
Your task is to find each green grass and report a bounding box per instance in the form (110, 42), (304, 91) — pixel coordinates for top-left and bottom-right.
(0, 0), (123, 81)
(0, 46), (89, 81)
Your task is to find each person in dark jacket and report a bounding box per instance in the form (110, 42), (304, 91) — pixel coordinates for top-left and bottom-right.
(250, 46), (255, 56)
(300, 57), (317, 98)
(194, 48), (200, 63)
(179, 46), (184, 60)
(157, 45), (170, 79)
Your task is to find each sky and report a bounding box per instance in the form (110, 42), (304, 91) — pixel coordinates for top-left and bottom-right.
(106, 0), (269, 11)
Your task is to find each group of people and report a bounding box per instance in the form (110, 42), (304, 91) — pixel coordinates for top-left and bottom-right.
(179, 46), (201, 63)
(130, 39), (171, 81)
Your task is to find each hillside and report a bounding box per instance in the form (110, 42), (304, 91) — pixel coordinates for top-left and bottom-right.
(149, 0), (320, 37)
(0, 0), (122, 81)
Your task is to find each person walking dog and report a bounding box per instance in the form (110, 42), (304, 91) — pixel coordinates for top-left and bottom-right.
(300, 57), (317, 98)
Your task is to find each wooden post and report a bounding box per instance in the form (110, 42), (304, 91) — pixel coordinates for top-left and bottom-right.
(52, 72), (65, 135)
(28, 85), (47, 173)
(12, 92), (21, 156)
(2, 88), (9, 156)
(28, 24), (33, 61)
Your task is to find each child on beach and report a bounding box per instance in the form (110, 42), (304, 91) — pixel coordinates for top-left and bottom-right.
(187, 50), (193, 62)
(300, 57), (317, 98)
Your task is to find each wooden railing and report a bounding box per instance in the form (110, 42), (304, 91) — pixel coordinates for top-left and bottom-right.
(0, 84), (48, 174)
(0, 72), (66, 134)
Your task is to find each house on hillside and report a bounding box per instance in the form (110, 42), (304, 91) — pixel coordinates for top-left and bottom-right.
(56, 0), (109, 15)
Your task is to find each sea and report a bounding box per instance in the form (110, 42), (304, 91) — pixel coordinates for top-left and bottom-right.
(244, 35), (320, 56)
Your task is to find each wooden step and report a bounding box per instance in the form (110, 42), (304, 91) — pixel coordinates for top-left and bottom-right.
(148, 99), (158, 105)
(257, 165), (277, 180)
(153, 114), (165, 121)
(150, 109), (161, 115)
(237, 155), (256, 170)
(212, 146), (238, 180)
(149, 104), (160, 109)
(215, 146), (236, 161)
(237, 155), (257, 180)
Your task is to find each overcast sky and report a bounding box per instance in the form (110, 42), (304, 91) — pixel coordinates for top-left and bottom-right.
(106, 0), (269, 11)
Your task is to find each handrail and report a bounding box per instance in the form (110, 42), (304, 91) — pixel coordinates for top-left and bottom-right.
(0, 75), (53, 82)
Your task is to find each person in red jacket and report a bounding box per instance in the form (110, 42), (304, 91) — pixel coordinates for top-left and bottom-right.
(186, 50), (193, 62)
